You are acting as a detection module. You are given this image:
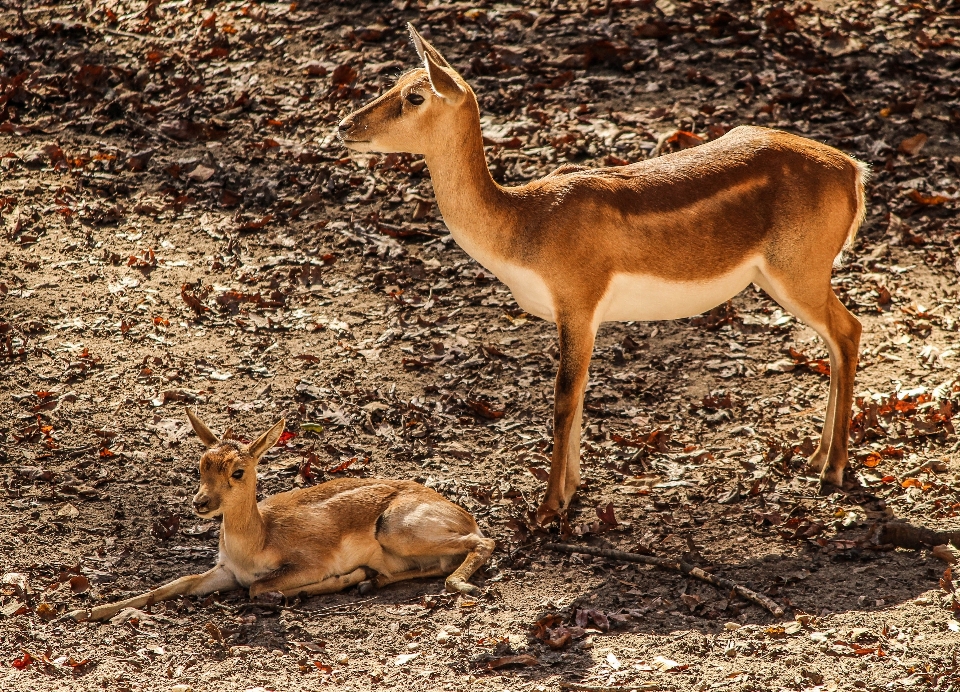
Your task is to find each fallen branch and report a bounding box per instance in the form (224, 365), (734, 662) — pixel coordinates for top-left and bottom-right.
(545, 542), (785, 617)
(560, 683), (659, 691)
(561, 683), (658, 692)
(879, 521), (960, 550)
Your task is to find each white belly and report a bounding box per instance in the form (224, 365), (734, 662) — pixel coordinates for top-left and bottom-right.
(601, 258), (761, 322)
(450, 220), (758, 325)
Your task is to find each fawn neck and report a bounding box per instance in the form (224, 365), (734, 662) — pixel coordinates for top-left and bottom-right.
(423, 107), (514, 259)
(221, 486), (266, 554)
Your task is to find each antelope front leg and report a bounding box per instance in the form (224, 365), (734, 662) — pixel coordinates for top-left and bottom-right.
(537, 315), (596, 524)
(68, 564), (238, 622)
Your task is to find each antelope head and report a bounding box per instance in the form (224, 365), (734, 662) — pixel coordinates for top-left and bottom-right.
(338, 24), (473, 156)
(186, 409), (285, 519)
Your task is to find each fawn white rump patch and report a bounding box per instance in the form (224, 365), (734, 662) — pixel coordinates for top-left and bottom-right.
(600, 257), (763, 323)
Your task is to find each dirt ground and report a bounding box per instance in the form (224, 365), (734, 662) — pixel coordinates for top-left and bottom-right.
(2, 0), (960, 690)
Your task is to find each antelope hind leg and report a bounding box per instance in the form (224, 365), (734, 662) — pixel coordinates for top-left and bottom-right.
(68, 564), (238, 622)
(815, 293), (861, 489)
(756, 272), (861, 490)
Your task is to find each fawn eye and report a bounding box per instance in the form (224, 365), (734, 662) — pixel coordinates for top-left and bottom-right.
(231, 469), (244, 480)
(405, 92), (424, 106)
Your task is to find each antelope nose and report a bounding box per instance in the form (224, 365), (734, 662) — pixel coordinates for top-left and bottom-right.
(338, 118), (354, 137)
(193, 498), (208, 513)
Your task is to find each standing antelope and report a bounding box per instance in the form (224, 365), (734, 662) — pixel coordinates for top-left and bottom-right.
(339, 25), (867, 522)
(68, 410), (494, 622)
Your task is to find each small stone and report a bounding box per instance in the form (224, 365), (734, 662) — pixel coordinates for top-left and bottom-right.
(436, 631), (449, 645)
(724, 622), (740, 631)
(335, 654), (349, 665)
(57, 503), (80, 519)
(170, 686), (194, 692)
(406, 641), (419, 651)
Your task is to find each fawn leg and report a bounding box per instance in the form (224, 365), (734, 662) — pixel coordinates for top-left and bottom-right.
(249, 568), (368, 598)
(68, 565), (238, 622)
(444, 536), (495, 596)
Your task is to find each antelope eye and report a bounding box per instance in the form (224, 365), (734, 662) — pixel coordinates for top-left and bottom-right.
(405, 92), (424, 106)
(231, 469), (244, 480)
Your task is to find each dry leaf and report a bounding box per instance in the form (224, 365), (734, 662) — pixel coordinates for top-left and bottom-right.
(898, 133), (928, 156)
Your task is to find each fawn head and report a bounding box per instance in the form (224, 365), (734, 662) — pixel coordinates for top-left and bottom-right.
(186, 409), (285, 518)
(338, 24), (473, 156)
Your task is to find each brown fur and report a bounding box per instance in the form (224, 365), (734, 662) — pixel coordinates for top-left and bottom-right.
(67, 412), (494, 622)
(341, 25), (867, 520)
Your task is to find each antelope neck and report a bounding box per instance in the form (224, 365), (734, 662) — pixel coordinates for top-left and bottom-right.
(423, 114), (513, 258)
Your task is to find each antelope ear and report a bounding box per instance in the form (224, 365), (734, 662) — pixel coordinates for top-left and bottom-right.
(408, 24), (464, 103)
(247, 419), (286, 461)
(408, 22), (427, 63)
(424, 50), (465, 103)
(407, 23), (451, 69)
(186, 408), (220, 448)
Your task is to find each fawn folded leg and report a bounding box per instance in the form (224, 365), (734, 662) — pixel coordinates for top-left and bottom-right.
(359, 566), (449, 595)
(371, 501), (496, 595)
(249, 567), (368, 598)
(68, 564), (238, 622)
(538, 313), (596, 523)
(444, 535), (496, 596)
(360, 537), (494, 596)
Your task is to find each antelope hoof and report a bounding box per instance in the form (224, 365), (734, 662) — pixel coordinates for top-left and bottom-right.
(807, 450), (828, 473)
(445, 578), (479, 597)
(817, 471), (846, 496)
(536, 500), (561, 526)
(358, 579), (378, 596)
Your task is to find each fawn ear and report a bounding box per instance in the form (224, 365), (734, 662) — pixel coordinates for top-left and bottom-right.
(247, 419), (285, 461)
(186, 408), (220, 448)
(408, 23), (464, 103)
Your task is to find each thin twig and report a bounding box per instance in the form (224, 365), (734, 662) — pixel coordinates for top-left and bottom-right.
(73, 21), (176, 43)
(560, 683), (659, 692)
(545, 542), (785, 617)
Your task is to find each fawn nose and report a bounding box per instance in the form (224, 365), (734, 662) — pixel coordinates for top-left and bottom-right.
(338, 118), (354, 138)
(193, 497), (209, 513)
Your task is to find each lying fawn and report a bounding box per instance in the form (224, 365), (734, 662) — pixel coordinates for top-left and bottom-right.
(339, 25), (868, 521)
(68, 410), (494, 622)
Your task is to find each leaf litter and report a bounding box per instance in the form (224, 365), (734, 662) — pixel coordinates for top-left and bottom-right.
(2, 0), (960, 690)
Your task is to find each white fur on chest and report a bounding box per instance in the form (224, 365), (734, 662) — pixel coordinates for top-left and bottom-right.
(448, 228), (556, 321)
(219, 535), (277, 587)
